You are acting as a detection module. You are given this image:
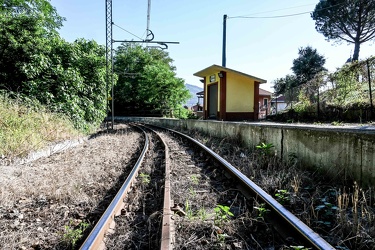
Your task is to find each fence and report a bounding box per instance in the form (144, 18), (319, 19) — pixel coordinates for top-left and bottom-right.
(273, 56), (375, 122)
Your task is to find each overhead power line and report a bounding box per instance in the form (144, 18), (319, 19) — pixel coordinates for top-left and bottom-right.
(229, 2), (347, 19)
(229, 10), (312, 19)
(237, 3), (316, 16)
(112, 22), (143, 40)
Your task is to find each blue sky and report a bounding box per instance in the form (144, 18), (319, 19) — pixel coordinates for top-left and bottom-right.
(50, 0), (374, 91)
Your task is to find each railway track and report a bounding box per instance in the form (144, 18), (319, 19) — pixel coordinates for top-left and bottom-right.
(79, 123), (334, 249)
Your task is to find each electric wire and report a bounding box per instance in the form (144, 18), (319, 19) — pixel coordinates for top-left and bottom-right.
(229, 10), (312, 19)
(237, 3), (317, 17)
(141, 29), (147, 40)
(229, 2), (348, 19)
(112, 22), (143, 40)
(123, 0), (151, 41)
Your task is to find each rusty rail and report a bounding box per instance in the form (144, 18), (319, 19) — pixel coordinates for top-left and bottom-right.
(152, 128), (174, 250)
(79, 126), (149, 250)
(137, 124), (174, 249)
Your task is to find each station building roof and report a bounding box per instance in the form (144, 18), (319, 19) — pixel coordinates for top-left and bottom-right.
(193, 64), (267, 84)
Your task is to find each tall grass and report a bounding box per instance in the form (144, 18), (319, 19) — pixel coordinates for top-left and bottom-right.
(0, 92), (80, 160)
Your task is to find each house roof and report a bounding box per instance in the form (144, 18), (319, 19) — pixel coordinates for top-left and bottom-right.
(271, 95), (286, 102)
(193, 64), (267, 83)
(259, 88), (272, 96)
(197, 89), (271, 97)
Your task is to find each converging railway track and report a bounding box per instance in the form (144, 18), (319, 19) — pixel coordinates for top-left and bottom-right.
(79, 123), (334, 250)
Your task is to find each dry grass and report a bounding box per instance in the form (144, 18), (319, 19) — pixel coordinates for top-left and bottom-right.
(1, 129), (140, 206)
(186, 129), (375, 250)
(0, 93), (80, 161)
(0, 125), (142, 249)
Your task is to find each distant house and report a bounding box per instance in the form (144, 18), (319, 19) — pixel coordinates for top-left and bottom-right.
(196, 90), (204, 106)
(191, 103), (203, 118)
(259, 88), (272, 119)
(193, 64), (267, 121)
(271, 95), (287, 114)
(185, 84), (204, 107)
(194, 91), (204, 117)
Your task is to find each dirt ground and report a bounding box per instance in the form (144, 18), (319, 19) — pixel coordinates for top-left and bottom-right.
(0, 124), (142, 249)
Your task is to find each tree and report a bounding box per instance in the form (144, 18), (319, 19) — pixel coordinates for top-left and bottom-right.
(0, 1), (107, 130)
(0, 0), (65, 91)
(1, 0), (65, 31)
(291, 46), (326, 85)
(272, 75), (298, 96)
(272, 74), (300, 107)
(113, 44), (191, 116)
(311, 0), (375, 61)
(43, 38), (107, 129)
(0, 13), (50, 91)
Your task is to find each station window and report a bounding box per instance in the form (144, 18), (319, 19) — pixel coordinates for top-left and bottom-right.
(263, 98), (268, 107)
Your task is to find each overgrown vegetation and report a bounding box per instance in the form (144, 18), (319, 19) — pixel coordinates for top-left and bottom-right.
(270, 0), (375, 122)
(272, 56), (375, 123)
(1, 0), (192, 159)
(0, 91), (79, 160)
(186, 129), (375, 249)
(0, 1), (108, 131)
(214, 204), (233, 226)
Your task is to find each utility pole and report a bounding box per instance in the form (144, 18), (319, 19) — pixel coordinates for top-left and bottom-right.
(367, 60), (374, 118)
(105, 0), (114, 129)
(222, 14), (227, 67)
(146, 0), (151, 46)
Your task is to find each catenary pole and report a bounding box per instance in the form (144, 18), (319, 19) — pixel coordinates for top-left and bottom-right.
(105, 0), (113, 129)
(146, 0), (151, 46)
(105, 0), (178, 128)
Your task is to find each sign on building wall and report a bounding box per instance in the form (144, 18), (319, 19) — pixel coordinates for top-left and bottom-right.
(210, 74), (216, 83)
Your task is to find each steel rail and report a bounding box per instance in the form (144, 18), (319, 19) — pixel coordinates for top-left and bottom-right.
(79, 126), (149, 250)
(145, 124), (335, 250)
(156, 132), (174, 249)
(137, 124), (174, 250)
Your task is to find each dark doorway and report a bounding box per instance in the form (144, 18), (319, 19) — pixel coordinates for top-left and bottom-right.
(208, 84), (218, 119)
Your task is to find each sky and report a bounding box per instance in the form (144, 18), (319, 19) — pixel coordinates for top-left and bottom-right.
(50, 0), (374, 92)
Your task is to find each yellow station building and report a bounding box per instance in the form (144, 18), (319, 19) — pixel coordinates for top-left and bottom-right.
(194, 64), (267, 121)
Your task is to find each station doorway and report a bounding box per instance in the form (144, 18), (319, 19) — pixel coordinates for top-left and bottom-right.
(208, 84), (218, 119)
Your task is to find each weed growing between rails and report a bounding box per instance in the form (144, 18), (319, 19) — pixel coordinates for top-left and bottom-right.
(61, 220), (90, 248)
(166, 133), (289, 249)
(183, 128), (375, 250)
